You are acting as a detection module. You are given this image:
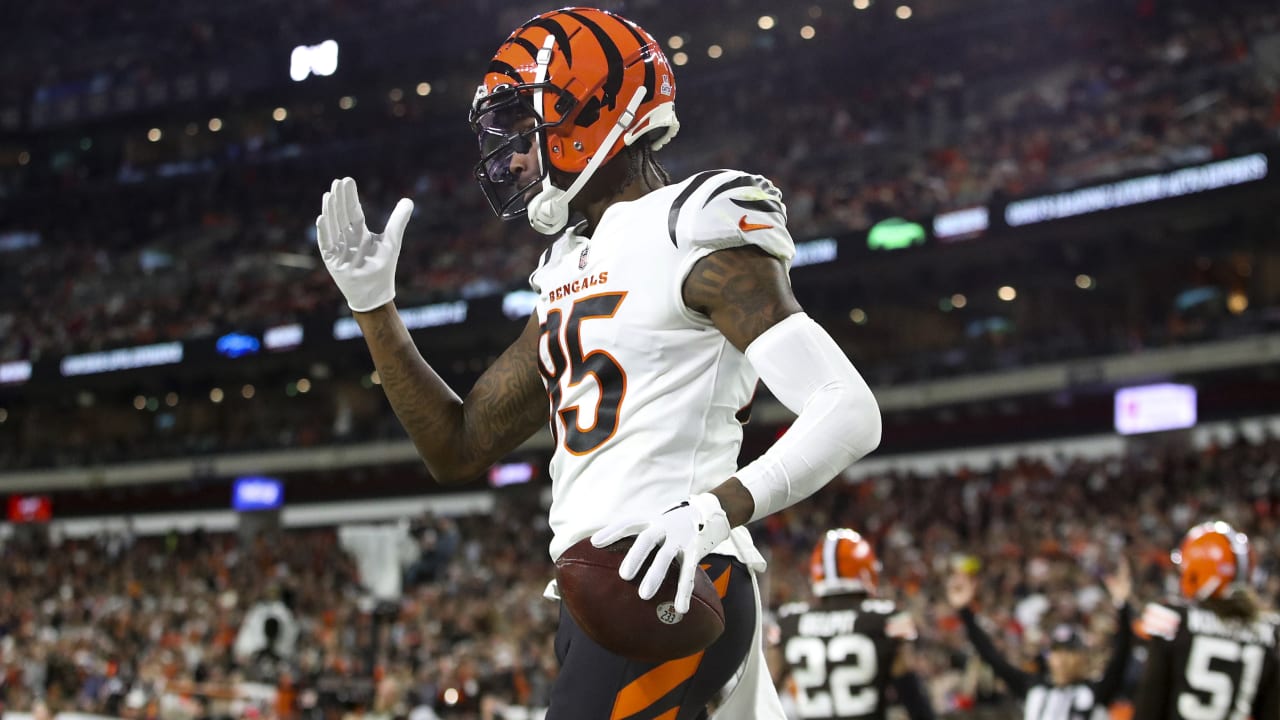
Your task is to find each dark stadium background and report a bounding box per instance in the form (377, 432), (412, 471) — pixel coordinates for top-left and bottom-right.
(1, 0), (1279, 717)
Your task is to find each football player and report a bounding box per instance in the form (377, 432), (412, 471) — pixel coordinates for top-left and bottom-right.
(775, 529), (934, 720)
(945, 559), (1133, 720)
(315, 8), (881, 719)
(1132, 521), (1280, 720)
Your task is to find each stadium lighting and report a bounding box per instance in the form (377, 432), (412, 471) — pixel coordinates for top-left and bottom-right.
(17, 151), (29, 165)
(165, 392), (178, 407)
(668, 35), (684, 49)
(208, 117), (223, 132)
(998, 285), (1017, 301)
(673, 51), (689, 66)
(0, 408), (7, 423)
(809, 6), (824, 18)
(133, 395), (146, 410)
(416, 82), (432, 96)
(849, 308), (868, 324)
(147, 128), (162, 142)
(297, 378), (312, 393)
(707, 44), (723, 59)
(210, 388), (224, 403)
(800, 25), (816, 39)
(290, 39), (339, 82)
(853, 0), (871, 9)
(896, 5), (913, 18)
(272, 107), (288, 122)
(388, 88), (403, 102)
(1227, 290), (1249, 314)
(1075, 274), (1094, 290)
(758, 15), (776, 30)
(339, 96), (356, 110)
(241, 384), (256, 399)
(951, 293), (968, 309)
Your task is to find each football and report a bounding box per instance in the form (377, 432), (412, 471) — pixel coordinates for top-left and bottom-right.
(555, 538), (726, 663)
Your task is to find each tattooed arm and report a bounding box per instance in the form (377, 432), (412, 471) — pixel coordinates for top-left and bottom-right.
(354, 307), (547, 485)
(682, 245), (880, 525)
(682, 246), (802, 524)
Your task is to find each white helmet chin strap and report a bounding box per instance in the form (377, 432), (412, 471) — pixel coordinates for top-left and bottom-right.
(527, 35), (648, 235)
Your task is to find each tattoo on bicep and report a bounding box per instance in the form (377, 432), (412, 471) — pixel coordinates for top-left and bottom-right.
(684, 246), (801, 350)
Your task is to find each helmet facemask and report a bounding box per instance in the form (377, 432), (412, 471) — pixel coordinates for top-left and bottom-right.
(469, 82), (575, 220)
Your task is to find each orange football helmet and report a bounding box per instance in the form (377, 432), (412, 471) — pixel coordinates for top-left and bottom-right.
(1172, 521), (1252, 601)
(811, 529), (881, 597)
(469, 7), (679, 233)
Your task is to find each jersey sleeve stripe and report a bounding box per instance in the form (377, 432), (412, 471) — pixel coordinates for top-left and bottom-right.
(730, 197), (785, 216)
(667, 169), (727, 247)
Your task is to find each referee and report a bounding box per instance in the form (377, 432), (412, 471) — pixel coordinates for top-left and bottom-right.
(946, 561), (1134, 720)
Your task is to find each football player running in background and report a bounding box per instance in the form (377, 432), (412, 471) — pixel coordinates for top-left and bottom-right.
(775, 529), (935, 720)
(315, 7), (881, 719)
(945, 559), (1133, 720)
(1133, 521), (1280, 720)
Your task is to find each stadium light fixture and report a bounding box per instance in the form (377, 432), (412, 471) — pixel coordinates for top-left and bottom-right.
(389, 88), (403, 102)
(800, 25), (816, 39)
(668, 35), (684, 49)
(165, 392), (178, 407)
(339, 96), (356, 110)
(272, 107), (288, 122)
(210, 388), (224, 403)
(758, 15), (776, 30)
(1075, 274), (1094, 290)
(208, 117), (223, 132)
(951, 293), (967, 309)
(849, 308), (868, 324)
(416, 82), (432, 96)
(290, 39), (339, 82)
(133, 395), (146, 410)
(147, 128), (162, 142)
(707, 44), (723, 59)
(0, 409), (7, 423)
(242, 384), (256, 399)
(673, 52), (689, 66)
(853, 0), (871, 10)
(998, 285), (1017, 301)
(896, 5), (913, 19)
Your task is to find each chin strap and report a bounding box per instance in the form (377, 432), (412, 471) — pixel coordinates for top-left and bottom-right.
(527, 35), (648, 235)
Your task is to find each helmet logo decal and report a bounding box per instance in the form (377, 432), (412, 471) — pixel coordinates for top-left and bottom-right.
(660, 74), (673, 97)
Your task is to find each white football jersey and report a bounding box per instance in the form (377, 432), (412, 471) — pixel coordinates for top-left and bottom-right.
(529, 169), (796, 564)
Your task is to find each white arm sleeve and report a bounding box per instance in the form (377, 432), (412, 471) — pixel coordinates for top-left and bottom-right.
(734, 313), (881, 522)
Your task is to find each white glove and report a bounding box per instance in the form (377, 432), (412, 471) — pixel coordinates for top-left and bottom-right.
(590, 493), (731, 615)
(316, 177), (415, 313)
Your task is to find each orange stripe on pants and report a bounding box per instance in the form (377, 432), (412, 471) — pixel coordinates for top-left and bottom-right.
(609, 565), (733, 719)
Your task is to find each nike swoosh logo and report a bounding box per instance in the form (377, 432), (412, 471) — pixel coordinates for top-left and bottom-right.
(738, 215), (773, 232)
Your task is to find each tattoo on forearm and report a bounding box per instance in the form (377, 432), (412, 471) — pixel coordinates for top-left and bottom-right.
(357, 308), (547, 482)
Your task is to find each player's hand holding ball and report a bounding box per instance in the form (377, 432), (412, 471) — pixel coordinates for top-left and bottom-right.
(591, 493), (731, 615)
(316, 177), (415, 312)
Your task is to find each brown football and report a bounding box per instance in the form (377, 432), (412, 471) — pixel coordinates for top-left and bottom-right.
(555, 538), (726, 664)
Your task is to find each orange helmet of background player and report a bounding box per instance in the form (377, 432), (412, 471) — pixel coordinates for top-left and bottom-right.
(1172, 521), (1252, 601)
(469, 7), (679, 223)
(811, 529), (881, 597)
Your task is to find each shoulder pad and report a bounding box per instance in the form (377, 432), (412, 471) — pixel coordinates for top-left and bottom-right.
(667, 169), (795, 263)
(885, 611), (919, 641)
(778, 601), (810, 618)
(1140, 602), (1183, 641)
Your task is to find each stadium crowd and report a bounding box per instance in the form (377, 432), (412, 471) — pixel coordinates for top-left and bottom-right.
(4, 431), (1279, 719)
(1, 0), (1278, 365)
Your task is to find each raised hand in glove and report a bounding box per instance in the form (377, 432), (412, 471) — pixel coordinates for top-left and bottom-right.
(590, 493), (731, 615)
(316, 177), (414, 312)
